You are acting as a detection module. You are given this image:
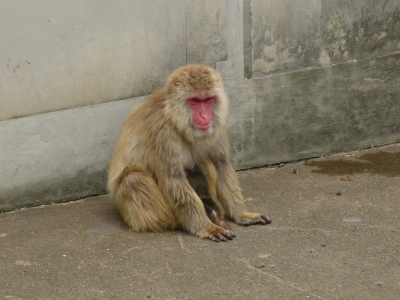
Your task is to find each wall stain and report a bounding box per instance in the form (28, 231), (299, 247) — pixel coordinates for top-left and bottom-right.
(250, 4), (400, 77)
(306, 151), (400, 177)
(323, 9), (400, 63)
(12, 60), (31, 74)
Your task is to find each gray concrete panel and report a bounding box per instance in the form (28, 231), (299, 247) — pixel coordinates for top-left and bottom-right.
(229, 53), (400, 169)
(249, 0), (323, 76)
(321, 0), (400, 62)
(0, 0), (186, 121)
(186, 0), (228, 66)
(0, 98), (142, 211)
(2, 53), (400, 211)
(216, 0), (245, 81)
(1, 1), (400, 211)
(247, 0), (400, 77)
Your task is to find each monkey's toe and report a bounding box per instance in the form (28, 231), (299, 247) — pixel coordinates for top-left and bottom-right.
(260, 215), (272, 225)
(215, 233), (227, 242)
(209, 230), (236, 242)
(210, 234), (225, 242)
(210, 236), (221, 242)
(237, 213), (272, 226)
(223, 230), (236, 239)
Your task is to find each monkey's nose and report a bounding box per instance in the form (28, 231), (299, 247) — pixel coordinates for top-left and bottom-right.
(200, 110), (208, 118)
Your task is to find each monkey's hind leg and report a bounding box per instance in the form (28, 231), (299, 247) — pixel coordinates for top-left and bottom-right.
(114, 164), (178, 232)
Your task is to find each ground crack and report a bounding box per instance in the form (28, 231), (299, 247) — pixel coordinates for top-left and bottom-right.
(231, 257), (328, 300)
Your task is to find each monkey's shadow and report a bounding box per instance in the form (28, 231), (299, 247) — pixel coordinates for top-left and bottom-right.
(98, 196), (130, 231)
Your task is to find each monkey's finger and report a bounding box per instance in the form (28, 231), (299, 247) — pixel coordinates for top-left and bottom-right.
(222, 230), (236, 239)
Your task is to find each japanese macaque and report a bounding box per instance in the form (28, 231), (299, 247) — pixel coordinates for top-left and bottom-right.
(108, 64), (271, 242)
(186, 165), (230, 230)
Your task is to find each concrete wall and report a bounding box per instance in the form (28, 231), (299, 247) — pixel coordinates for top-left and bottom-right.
(1, 0), (400, 211)
(245, 0), (400, 77)
(0, 0), (187, 121)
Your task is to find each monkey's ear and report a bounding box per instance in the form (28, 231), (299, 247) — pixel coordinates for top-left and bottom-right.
(165, 75), (178, 95)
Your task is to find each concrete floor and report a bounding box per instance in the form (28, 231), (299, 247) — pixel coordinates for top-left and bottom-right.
(1, 144), (399, 299)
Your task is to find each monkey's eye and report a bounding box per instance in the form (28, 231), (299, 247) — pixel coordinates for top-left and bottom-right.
(205, 97), (215, 102)
(191, 98), (200, 103)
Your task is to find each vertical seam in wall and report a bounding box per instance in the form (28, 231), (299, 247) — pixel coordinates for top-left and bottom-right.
(225, 0), (229, 63)
(185, 0), (188, 64)
(227, 0), (245, 80)
(243, 0), (252, 79)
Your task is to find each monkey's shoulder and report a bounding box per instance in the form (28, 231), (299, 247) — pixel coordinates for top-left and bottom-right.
(130, 95), (164, 119)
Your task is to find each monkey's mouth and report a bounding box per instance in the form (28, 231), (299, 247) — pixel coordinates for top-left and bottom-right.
(195, 124), (211, 131)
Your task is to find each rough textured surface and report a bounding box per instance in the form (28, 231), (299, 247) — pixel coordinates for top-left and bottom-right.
(230, 53), (400, 168)
(246, 0), (400, 77)
(1, 144), (399, 299)
(321, 0), (400, 61)
(186, 0), (228, 66)
(1, 0), (400, 211)
(0, 0), (246, 121)
(1, 53), (400, 211)
(0, 98), (141, 212)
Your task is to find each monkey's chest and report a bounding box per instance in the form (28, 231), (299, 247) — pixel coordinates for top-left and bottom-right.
(184, 164), (195, 176)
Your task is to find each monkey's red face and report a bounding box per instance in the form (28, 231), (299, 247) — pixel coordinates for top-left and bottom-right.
(188, 95), (215, 131)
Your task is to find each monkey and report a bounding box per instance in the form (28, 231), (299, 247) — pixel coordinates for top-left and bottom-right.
(108, 64), (271, 242)
(186, 165), (230, 230)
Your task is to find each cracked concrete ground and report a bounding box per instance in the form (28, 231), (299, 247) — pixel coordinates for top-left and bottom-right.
(1, 144), (399, 299)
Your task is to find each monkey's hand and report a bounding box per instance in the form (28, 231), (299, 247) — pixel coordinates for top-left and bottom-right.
(199, 223), (236, 242)
(236, 212), (272, 226)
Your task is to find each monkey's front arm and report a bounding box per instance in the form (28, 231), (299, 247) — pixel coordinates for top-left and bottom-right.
(214, 158), (272, 226)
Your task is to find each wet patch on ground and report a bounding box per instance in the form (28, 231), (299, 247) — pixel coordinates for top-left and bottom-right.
(305, 151), (400, 177)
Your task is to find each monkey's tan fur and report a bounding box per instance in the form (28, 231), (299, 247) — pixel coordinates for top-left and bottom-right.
(108, 65), (269, 240)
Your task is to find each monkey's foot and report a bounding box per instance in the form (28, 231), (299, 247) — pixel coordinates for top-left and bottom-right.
(236, 212), (272, 226)
(199, 224), (236, 242)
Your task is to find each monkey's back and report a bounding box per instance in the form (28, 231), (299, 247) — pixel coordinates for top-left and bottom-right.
(108, 91), (161, 183)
